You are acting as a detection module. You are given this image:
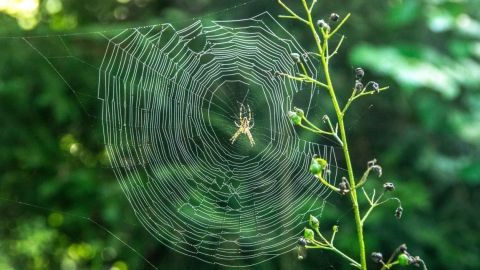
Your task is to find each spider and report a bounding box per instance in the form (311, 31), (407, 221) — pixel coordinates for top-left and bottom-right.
(230, 103), (255, 146)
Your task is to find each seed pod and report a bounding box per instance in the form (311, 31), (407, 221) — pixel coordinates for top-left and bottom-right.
(330, 13), (340, 22)
(354, 80), (363, 92)
(316, 19), (330, 32)
(383, 182), (395, 191)
(309, 161), (322, 175)
(298, 237), (307, 247)
(309, 215), (319, 230)
(338, 177), (349, 195)
(355, 67), (365, 79)
(395, 206), (403, 219)
(288, 111), (302, 125)
(304, 228), (315, 241)
(372, 82), (380, 93)
(371, 252), (383, 263)
(371, 164), (382, 177)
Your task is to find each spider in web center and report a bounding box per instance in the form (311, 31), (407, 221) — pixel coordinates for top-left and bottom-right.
(230, 103), (255, 146)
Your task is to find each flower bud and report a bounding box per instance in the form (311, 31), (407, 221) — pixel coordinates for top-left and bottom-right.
(290, 52), (301, 63)
(304, 228), (315, 242)
(398, 253), (410, 266)
(288, 111), (302, 125)
(309, 161), (322, 175)
(371, 252), (383, 263)
(309, 215), (319, 230)
(330, 13), (340, 22)
(294, 107), (305, 118)
(310, 157), (327, 175)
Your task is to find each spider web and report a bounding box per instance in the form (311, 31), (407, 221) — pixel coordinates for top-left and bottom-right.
(98, 12), (340, 266)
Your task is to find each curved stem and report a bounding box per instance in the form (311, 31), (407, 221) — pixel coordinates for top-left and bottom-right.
(315, 174), (341, 193)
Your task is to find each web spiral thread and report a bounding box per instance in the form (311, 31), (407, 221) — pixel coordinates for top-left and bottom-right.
(99, 12), (338, 267)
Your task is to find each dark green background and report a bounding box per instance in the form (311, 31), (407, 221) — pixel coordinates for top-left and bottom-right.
(1, 0), (479, 269)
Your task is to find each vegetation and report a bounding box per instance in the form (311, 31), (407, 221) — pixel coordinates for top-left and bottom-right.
(280, 1), (425, 269)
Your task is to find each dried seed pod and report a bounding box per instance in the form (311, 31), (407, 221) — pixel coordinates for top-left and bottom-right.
(395, 206), (403, 219)
(338, 177), (349, 195)
(354, 80), (363, 92)
(371, 252), (383, 263)
(371, 164), (382, 177)
(330, 13), (340, 22)
(316, 19), (330, 32)
(383, 182), (395, 191)
(298, 237), (307, 247)
(355, 67), (365, 79)
(372, 82), (380, 93)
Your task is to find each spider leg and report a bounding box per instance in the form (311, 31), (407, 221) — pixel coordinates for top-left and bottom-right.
(239, 104), (244, 123)
(234, 121), (240, 128)
(230, 128), (242, 144)
(247, 105), (252, 121)
(245, 129), (255, 146)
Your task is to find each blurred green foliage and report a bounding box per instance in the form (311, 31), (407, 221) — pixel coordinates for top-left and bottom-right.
(0, 0), (479, 269)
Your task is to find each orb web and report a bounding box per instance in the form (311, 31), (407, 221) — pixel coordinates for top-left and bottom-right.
(99, 12), (339, 266)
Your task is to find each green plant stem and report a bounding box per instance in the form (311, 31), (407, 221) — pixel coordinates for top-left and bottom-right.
(314, 173), (341, 193)
(301, 116), (343, 146)
(311, 229), (361, 269)
(361, 188), (401, 226)
(299, 1), (367, 268)
(343, 86), (389, 115)
(361, 189), (382, 225)
(328, 245), (362, 269)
